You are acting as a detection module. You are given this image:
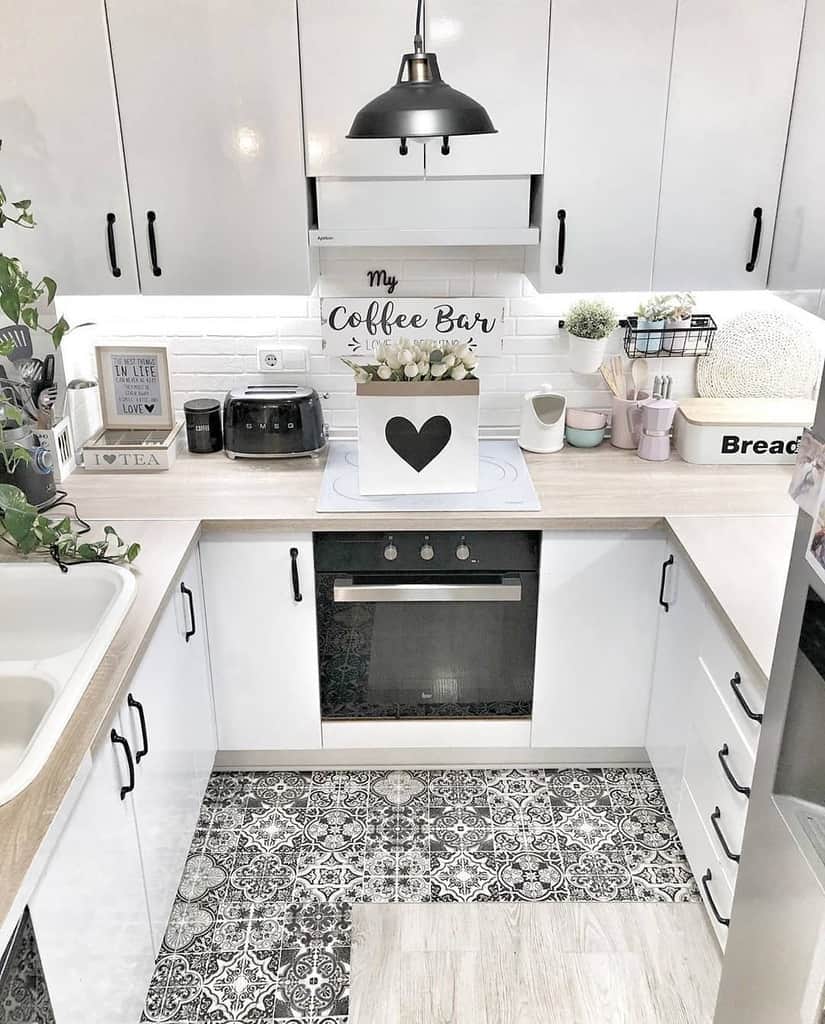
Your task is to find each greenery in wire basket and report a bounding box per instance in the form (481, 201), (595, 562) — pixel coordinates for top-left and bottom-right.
(341, 338), (478, 383)
(565, 299), (619, 341)
(635, 295), (672, 323)
(0, 483), (140, 566)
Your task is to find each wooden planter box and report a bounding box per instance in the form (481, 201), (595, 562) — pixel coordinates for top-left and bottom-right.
(356, 380), (480, 495)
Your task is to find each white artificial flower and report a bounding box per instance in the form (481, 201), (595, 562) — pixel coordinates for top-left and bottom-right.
(443, 353), (456, 368)
(418, 362), (430, 377)
(431, 362), (448, 378)
(377, 364), (392, 380)
(451, 364), (468, 380)
(355, 368), (371, 384)
(399, 349), (414, 365)
(386, 352), (401, 370)
(462, 352), (478, 369)
(404, 362), (419, 378)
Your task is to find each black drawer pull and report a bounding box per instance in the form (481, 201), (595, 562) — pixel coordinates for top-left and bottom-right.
(290, 547), (303, 602)
(701, 869), (730, 927)
(181, 582), (196, 642)
(146, 210), (162, 277)
(710, 806), (740, 862)
(106, 213), (122, 278)
(730, 672), (763, 723)
(718, 743), (751, 797)
(659, 555), (674, 612)
(554, 209), (566, 275)
(745, 206), (763, 272)
(110, 729), (135, 799)
(127, 694), (149, 763)
(399, 137), (408, 156)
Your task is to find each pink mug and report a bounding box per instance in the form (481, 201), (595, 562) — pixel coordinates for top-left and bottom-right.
(610, 392), (652, 450)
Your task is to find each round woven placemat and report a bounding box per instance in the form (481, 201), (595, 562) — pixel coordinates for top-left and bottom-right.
(697, 310), (821, 398)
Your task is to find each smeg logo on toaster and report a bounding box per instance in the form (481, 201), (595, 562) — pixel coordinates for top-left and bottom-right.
(721, 434), (801, 456)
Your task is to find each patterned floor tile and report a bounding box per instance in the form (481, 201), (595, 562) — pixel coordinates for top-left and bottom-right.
(142, 766), (696, 1023)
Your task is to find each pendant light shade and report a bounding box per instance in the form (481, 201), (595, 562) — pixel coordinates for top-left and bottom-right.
(346, 0), (496, 149)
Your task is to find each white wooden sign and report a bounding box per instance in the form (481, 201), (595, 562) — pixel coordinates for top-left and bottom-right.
(321, 298), (504, 357)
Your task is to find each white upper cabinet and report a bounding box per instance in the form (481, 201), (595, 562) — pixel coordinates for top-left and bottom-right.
(299, 0), (426, 178)
(106, 0), (314, 295)
(769, 1), (825, 291)
(653, 0), (805, 291)
(525, 0), (675, 293)
(423, 0), (550, 177)
(0, 0), (137, 294)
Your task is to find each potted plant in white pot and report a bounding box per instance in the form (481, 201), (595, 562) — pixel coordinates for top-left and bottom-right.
(633, 296), (671, 354)
(662, 291), (696, 352)
(565, 299), (619, 374)
(342, 339), (480, 496)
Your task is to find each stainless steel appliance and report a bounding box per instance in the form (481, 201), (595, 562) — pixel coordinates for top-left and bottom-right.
(223, 385), (326, 459)
(314, 531), (540, 719)
(715, 395), (825, 1022)
(0, 909), (54, 1023)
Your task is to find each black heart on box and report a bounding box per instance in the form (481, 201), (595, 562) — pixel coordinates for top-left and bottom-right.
(385, 415), (452, 472)
(102, 453), (117, 464)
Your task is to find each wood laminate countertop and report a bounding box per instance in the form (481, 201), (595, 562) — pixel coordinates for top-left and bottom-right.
(62, 444), (796, 528)
(0, 446), (799, 932)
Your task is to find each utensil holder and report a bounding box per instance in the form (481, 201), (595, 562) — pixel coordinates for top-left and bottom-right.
(610, 392), (651, 450)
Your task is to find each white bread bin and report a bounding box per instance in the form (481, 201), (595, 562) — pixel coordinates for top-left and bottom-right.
(674, 398), (814, 464)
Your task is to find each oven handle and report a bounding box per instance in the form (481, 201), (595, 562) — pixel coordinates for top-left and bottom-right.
(332, 576), (523, 603)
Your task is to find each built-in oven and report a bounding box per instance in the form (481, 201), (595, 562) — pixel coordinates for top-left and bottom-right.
(314, 531), (540, 719)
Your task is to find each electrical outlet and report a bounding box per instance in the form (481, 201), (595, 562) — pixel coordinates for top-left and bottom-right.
(257, 345), (283, 371)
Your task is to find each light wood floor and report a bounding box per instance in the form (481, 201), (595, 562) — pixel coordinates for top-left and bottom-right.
(349, 903), (722, 1024)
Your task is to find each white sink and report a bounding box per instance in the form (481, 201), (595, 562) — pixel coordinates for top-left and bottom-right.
(0, 563), (137, 806)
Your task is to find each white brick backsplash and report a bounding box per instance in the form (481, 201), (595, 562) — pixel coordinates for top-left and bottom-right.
(54, 253), (825, 436)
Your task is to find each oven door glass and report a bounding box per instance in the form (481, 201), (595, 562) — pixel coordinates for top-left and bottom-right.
(316, 571), (538, 719)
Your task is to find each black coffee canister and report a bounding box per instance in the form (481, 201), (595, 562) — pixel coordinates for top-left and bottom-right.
(184, 399), (223, 454)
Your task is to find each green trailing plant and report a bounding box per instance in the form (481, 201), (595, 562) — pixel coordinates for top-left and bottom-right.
(565, 298), (619, 341)
(0, 483), (140, 568)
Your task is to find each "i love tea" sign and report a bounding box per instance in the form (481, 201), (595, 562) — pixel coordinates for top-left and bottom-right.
(321, 298), (504, 357)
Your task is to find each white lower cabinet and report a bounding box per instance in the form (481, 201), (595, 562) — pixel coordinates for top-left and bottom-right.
(29, 724), (155, 1024)
(645, 549), (707, 820)
(30, 547), (217, 1017)
(199, 531), (322, 751)
(120, 548), (217, 951)
(531, 530), (664, 749)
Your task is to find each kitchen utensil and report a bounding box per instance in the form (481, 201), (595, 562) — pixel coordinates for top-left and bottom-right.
(566, 408), (607, 430)
(0, 324), (33, 364)
(36, 386), (58, 428)
(611, 355), (626, 399)
(610, 391), (652, 450)
(599, 362), (620, 397)
(638, 399), (678, 461)
(630, 359), (648, 400)
(519, 391), (566, 453)
(697, 310), (820, 398)
(565, 424), (606, 448)
(664, 375), (673, 399)
(18, 358), (44, 396)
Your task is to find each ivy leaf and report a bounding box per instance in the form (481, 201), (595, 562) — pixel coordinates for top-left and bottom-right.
(50, 315), (69, 347)
(0, 483), (29, 511)
(42, 276), (57, 305)
(16, 533), (39, 555)
(11, 199), (31, 210)
(126, 543), (141, 563)
(77, 542), (102, 560)
(0, 290), (20, 322)
(1, 403), (24, 425)
(4, 507), (37, 543)
(21, 306), (38, 329)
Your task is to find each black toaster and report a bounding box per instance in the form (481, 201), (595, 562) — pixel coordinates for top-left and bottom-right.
(223, 386), (327, 458)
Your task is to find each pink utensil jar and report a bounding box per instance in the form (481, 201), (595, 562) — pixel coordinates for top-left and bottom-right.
(610, 392), (652, 450)
(638, 399), (678, 462)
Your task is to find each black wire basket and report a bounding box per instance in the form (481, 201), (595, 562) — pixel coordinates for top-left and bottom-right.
(622, 315), (717, 358)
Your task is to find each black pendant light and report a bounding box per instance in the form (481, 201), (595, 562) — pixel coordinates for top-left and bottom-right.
(347, 0), (496, 155)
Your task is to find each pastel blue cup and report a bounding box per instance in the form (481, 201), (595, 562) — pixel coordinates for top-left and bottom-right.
(565, 425), (606, 448)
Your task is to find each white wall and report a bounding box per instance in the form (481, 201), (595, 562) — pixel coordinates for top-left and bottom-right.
(56, 248), (825, 439)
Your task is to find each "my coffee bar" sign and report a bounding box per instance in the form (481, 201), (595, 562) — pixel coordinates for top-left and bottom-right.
(321, 298), (504, 357)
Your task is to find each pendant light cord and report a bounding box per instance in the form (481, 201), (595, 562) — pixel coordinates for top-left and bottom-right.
(414, 0), (423, 51)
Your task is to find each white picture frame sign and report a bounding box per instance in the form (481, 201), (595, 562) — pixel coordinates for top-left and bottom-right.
(95, 344), (174, 431)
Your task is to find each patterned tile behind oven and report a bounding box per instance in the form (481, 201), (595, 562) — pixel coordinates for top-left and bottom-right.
(141, 767), (697, 1023)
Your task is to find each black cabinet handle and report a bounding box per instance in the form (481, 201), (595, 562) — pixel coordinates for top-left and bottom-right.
(110, 729), (135, 800)
(745, 206), (763, 272)
(127, 694), (149, 764)
(290, 547), (303, 602)
(146, 210), (162, 277)
(730, 672), (763, 723)
(701, 869), (730, 927)
(181, 582), (196, 642)
(440, 135), (450, 156)
(710, 806), (740, 862)
(554, 209), (566, 275)
(659, 555), (674, 612)
(718, 743), (751, 797)
(106, 213), (122, 278)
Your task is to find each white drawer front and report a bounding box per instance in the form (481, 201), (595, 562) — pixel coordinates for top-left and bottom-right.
(683, 722), (746, 890)
(692, 658), (756, 790)
(700, 611), (765, 756)
(676, 779), (733, 950)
